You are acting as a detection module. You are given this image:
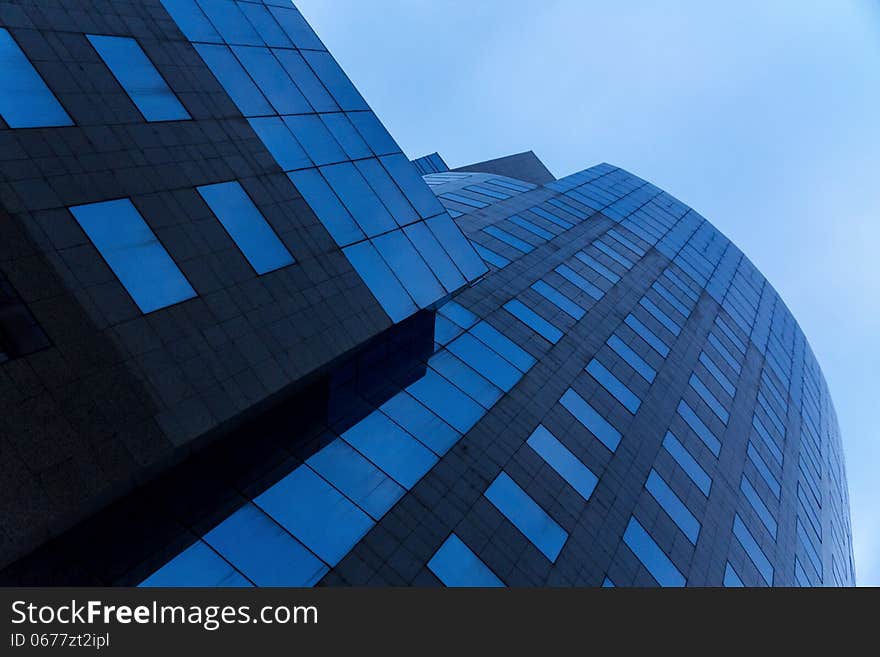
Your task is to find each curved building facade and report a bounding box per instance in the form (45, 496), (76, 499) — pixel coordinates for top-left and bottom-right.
(0, 1), (854, 586)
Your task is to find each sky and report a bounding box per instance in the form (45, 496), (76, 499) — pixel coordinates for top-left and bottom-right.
(296, 0), (880, 586)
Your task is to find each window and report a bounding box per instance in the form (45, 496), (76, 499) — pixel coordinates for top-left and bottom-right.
(343, 241), (416, 322)
(547, 197), (588, 220)
(646, 470), (700, 544)
(624, 314), (669, 358)
(483, 226), (533, 253)
(197, 181), (295, 274)
(255, 466), (373, 566)
(159, 0), (222, 44)
(70, 199), (197, 314)
(554, 265), (603, 300)
(321, 163), (396, 236)
(380, 391), (460, 457)
(372, 231), (444, 307)
(698, 351), (736, 397)
(594, 240), (633, 269)
(465, 184), (510, 200)
(662, 431), (711, 496)
(429, 351), (502, 409)
(404, 223), (466, 292)
(447, 333), (522, 392)
(732, 514), (774, 585)
(639, 297), (681, 336)
(428, 534), (503, 587)
(438, 301), (478, 329)
(406, 369), (485, 433)
(586, 359), (640, 413)
(0, 28), (72, 128)
(484, 472), (568, 562)
(607, 335), (655, 383)
(530, 206), (573, 230)
(233, 45), (310, 114)
(575, 252), (619, 283)
(356, 158), (418, 226)
(623, 517), (685, 587)
(707, 333), (741, 373)
(203, 503), (327, 586)
(527, 425), (598, 501)
(283, 114), (346, 166)
(141, 540), (251, 587)
(320, 113), (370, 158)
(740, 475), (777, 539)
(723, 562), (744, 587)
(689, 373), (729, 424)
(0, 277), (51, 360)
(307, 439), (404, 521)
(752, 415), (783, 466)
(677, 400), (721, 457)
(472, 242), (510, 269)
(530, 281), (585, 320)
(198, 0), (261, 45)
(507, 215), (554, 240)
(559, 388), (621, 452)
(651, 281), (690, 318)
(469, 321), (535, 372)
(198, 44), (274, 115)
(607, 229), (645, 257)
(504, 300), (563, 344)
(302, 50), (367, 110)
(267, 3), (324, 50)
(274, 49), (338, 112)
(288, 168), (364, 245)
(441, 193), (488, 210)
(747, 442), (780, 498)
(489, 178), (533, 193)
(238, 2), (293, 48)
(87, 35), (190, 122)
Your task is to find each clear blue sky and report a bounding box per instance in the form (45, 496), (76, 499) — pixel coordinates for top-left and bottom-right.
(297, 0), (880, 586)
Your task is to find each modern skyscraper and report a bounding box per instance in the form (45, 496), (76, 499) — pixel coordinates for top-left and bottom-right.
(0, 1), (854, 587)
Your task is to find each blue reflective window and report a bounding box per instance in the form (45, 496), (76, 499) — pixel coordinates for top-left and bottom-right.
(752, 415), (783, 466)
(301, 50), (368, 110)
(586, 359), (640, 413)
(472, 242), (510, 268)
(422, 220), (488, 285)
(483, 226), (533, 253)
(0, 28), (72, 128)
(689, 373), (729, 424)
(406, 369), (485, 433)
(441, 192), (488, 209)
(197, 44), (274, 116)
(624, 314), (670, 358)
(639, 297), (681, 336)
(527, 425), (598, 501)
(405, 223), (466, 292)
(489, 178), (533, 192)
(70, 199), (196, 314)
(88, 35), (190, 122)
(757, 392), (786, 437)
(383, 154), (447, 218)
(699, 352), (736, 397)
(380, 391), (460, 457)
(677, 400), (721, 457)
(140, 540), (251, 587)
(740, 475), (777, 538)
(797, 518), (822, 577)
(504, 299), (563, 344)
(707, 333), (741, 373)
(723, 562), (744, 587)
(438, 300), (477, 329)
(160, 0), (222, 43)
(343, 241), (416, 322)
(594, 240), (633, 268)
(273, 49), (337, 111)
(321, 163), (397, 236)
(255, 466), (373, 566)
(282, 114), (346, 166)
(559, 388), (621, 452)
(575, 251), (619, 283)
(447, 332), (522, 392)
(237, 1), (292, 47)
(663, 269), (699, 302)
(198, 0), (261, 44)
(197, 181), (294, 275)
(607, 335), (655, 383)
(429, 351), (502, 409)
(341, 411), (438, 489)
(732, 514), (773, 585)
(288, 168), (364, 245)
(531, 281), (585, 320)
(428, 534), (504, 587)
(267, 4), (324, 50)
(794, 558), (811, 587)
(747, 442), (780, 498)
(530, 206), (573, 230)
(607, 229), (645, 257)
(203, 503), (327, 586)
(652, 281), (690, 318)
(715, 316), (747, 354)
(232, 45), (310, 114)
(373, 231), (444, 307)
(485, 472), (568, 562)
(469, 321), (536, 372)
(249, 117), (311, 170)
(555, 264), (603, 300)
(307, 439), (404, 521)
(602, 577), (615, 588)
(507, 215), (554, 240)
(342, 111), (399, 157)
(356, 158), (418, 224)
(465, 184), (510, 200)
(623, 517), (685, 587)
(663, 431), (711, 496)
(646, 470), (700, 544)
(547, 197), (588, 220)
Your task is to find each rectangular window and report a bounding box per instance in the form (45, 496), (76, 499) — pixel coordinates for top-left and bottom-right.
(0, 278), (51, 360)
(639, 297), (681, 336)
(321, 162), (397, 236)
(752, 415), (783, 466)
(747, 442), (780, 498)
(357, 158), (419, 226)
(483, 226), (533, 253)
(464, 184), (510, 200)
(531, 281), (585, 320)
(0, 28), (73, 127)
(651, 280), (690, 318)
(527, 425), (598, 501)
(489, 178), (533, 192)
(723, 562), (744, 587)
(380, 391), (460, 457)
(607, 335), (655, 383)
(406, 369), (485, 434)
(274, 49), (338, 112)
(429, 351), (502, 410)
(689, 373), (729, 424)
(373, 230), (444, 307)
(267, 3), (324, 50)
(575, 251), (619, 283)
(530, 206), (573, 230)
(504, 299), (563, 344)
(447, 332), (522, 392)
(287, 168), (364, 245)
(677, 400), (721, 457)
(715, 316), (747, 354)
(197, 181), (294, 274)
(87, 35), (190, 122)
(624, 314), (670, 358)
(740, 475), (778, 539)
(707, 333), (741, 373)
(663, 431), (712, 496)
(428, 534), (504, 587)
(469, 321), (536, 372)
(471, 242), (510, 268)
(350, 113), (401, 157)
(282, 114), (347, 166)
(302, 50), (368, 110)
(507, 215), (554, 240)
(484, 472), (568, 562)
(405, 222), (466, 292)
(233, 45), (311, 114)
(699, 351), (736, 397)
(559, 388), (621, 452)
(547, 197), (588, 220)
(594, 240), (633, 269)
(607, 229), (645, 257)
(160, 0), (222, 44)
(198, 0), (261, 45)
(646, 469), (700, 544)
(663, 269), (699, 302)
(586, 358), (640, 413)
(70, 199), (196, 314)
(732, 514), (774, 585)
(623, 517), (686, 587)
(140, 540), (251, 587)
(554, 264), (603, 300)
(238, 1), (293, 48)
(198, 43), (274, 115)
(343, 241), (416, 322)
